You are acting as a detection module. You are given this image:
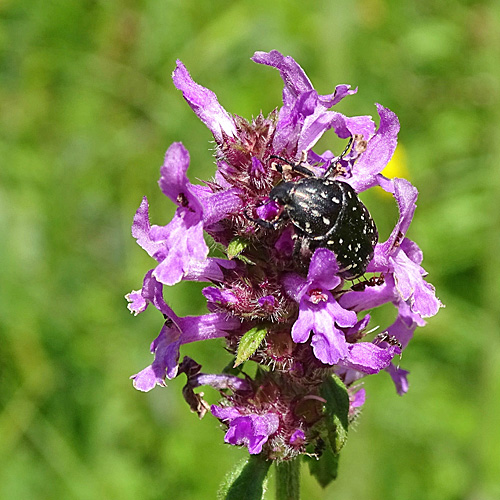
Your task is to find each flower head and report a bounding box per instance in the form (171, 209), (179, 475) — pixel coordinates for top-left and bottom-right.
(128, 50), (441, 460)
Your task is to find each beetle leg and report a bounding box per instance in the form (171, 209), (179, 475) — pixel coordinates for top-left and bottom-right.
(324, 136), (353, 178)
(269, 155), (315, 177)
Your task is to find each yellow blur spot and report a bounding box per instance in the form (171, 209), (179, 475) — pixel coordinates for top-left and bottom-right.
(376, 144), (409, 197)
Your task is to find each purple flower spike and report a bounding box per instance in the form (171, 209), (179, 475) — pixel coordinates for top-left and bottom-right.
(128, 52), (442, 466)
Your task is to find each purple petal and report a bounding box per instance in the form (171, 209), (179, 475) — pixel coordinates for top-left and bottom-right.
(132, 309), (240, 390)
(349, 104), (400, 193)
(345, 314), (371, 342)
(297, 106), (371, 154)
(386, 363), (410, 395)
(318, 84), (358, 107)
(296, 107), (335, 154)
(327, 112), (376, 143)
(307, 248), (342, 290)
(131, 323), (181, 391)
(258, 295), (277, 311)
(340, 342), (396, 374)
(253, 50), (361, 158)
(158, 142), (198, 206)
(129, 269), (179, 319)
(229, 414), (279, 454)
(400, 238), (424, 266)
(189, 183), (212, 201)
(310, 321), (350, 365)
(212, 405), (280, 454)
(132, 185), (209, 287)
(282, 272), (308, 303)
(141, 271), (175, 318)
(183, 258), (237, 282)
(252, 50), (356, 109)
(392, 250), (442, 318)
(324, 299), (358, 328)
(366, 243), (392, 272)
(272, 92), (309, 155)
(190, 373), (252, 393)
(151, 209), (208, 286)
(293, 304), (351, 364)
(202, 188), (244, 226)
(291, 306), (316, 343)
(396, 296), (427, 328)
(252, 50), (314, 102)
(251, 156), (265, 176)
(125, 289), (148, 315)
(274, 226), (295, 257)
(350, 387), (366, 409)
(376, 174), (396, 194)
(381, 178), (419, 254)
(343, 114), (377, 141)
(131, 197), (164, 258)
(255, 199), (281, 221)
(202, 286), (238, 305)
(253, 50), (350, 157)
(172, 60), (237, 142)
(131, 365), (168, 392)
(211, 405), (241, 421)
(339, 274), (395, 312)
(178, 313), (240, 345)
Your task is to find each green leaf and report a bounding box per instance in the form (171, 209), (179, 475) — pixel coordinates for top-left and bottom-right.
(234, 325), (268, 367)
(320, 374), (350, 454)
(306, 445), (340, 488)
(220, 455), (271, 500)
(227, 236), (252, 262)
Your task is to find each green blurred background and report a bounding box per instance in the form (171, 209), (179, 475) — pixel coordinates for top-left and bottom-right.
(1, 0), (499, 499)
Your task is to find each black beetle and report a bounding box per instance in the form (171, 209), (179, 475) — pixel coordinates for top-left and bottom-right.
(266, 140), (378, 279)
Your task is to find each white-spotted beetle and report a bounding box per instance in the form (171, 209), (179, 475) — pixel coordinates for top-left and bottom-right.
(266, 139), (378, 279)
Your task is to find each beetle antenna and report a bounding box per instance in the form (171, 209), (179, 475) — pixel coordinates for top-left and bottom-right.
(324, 136), (353, 178)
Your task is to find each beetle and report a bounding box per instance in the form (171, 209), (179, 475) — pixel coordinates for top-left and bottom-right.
(265, 139), (378, 279)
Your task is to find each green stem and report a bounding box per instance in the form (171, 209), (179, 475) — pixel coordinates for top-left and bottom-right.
(275, 459), (300, 500)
